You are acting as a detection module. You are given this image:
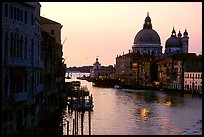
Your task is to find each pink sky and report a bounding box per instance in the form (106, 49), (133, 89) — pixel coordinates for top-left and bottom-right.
(40, 2), (202, 67)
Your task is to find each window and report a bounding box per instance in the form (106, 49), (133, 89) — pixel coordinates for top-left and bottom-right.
(10, 5), (13, 19)
(10, 32), (14, 57)
(24, 37), (27, 59)
(51, 29), (54, 35)
(5, 32), (8, 57)
(14, 7), (16, 20)
(5, 3), (8, 17)
(20, 9), (23, 22)
(31, 14), (34, 25)
(17, 8), (19, 21)
(20, 35), (23, 58)
(24, 11), (27, 24)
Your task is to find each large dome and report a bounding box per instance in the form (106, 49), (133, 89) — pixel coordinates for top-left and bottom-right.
(133, 29), (161, 44)
(165, 36), (182, 48)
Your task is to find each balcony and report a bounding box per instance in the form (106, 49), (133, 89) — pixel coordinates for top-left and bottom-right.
(6, 57), (31, 67)
(34, 60), (44, 68)
(12, 92), (28, 102)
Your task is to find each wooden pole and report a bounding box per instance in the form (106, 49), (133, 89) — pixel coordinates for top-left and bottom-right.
(81, 112), (84, 135)
(67, 121), (69, 135)
(74, 110), (77, 135)
(88, 110), (91, 135)
(76, 110), (78, 134)
(72, 119), (75, 135)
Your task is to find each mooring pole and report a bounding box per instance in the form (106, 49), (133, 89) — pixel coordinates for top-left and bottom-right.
(88, 110), (91, 135)
(67, 121), (69, 135)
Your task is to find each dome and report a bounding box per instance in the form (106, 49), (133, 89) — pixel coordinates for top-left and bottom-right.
(133, 29), (161, 44)
(165, 36), (182, 48)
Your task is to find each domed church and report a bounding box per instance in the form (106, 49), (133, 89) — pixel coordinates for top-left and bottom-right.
(132, 12), (162, 57)
(165, 27), (189, 54)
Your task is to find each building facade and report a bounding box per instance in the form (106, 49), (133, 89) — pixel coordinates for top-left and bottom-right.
(2, 2), (43, 134)
(90, 58), (113, 79)
(2, 2), (66, 135)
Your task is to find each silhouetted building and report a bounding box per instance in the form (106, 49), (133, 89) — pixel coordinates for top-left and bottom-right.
(2, 2), (42, 134)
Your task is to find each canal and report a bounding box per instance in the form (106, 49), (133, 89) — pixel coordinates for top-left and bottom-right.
(62, 72), (202, 135)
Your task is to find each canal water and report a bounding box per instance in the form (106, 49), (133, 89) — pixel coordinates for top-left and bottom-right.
(62, 72), (202, 135)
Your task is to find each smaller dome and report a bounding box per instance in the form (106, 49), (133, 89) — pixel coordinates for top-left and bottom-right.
(165, 36), (182, 48)
(183, 29), (188, 36)
(177, 31), (182, 38)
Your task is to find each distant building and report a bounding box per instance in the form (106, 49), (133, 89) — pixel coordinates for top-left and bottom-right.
(90, 58), (113, 79)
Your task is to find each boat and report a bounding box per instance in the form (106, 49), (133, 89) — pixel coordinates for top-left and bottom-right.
(114, 85), (121, 89)
(72, 102), (94, 111)
(92, 78), (121, 88)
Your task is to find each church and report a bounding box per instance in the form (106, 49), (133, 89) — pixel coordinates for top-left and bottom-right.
(115, 12), (190, 87)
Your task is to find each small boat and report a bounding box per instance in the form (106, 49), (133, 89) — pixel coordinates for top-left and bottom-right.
(72, 102), (94, 111)
(114, 85), (121, 89)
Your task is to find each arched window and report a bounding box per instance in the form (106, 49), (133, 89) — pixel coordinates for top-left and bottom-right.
(20, 35), (23, 58)
(14, 33), (17, 58)
(5, 32), (8, 57)
(17, 34), (20, 58)
(24, 37), (27, 59)
(31, 38), (34, 60)
(10, 32), (14, 57)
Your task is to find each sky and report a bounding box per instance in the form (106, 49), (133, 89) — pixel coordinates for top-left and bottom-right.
(40, 2), (202, 67)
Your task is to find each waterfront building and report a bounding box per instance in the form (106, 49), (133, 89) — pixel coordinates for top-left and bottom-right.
(115, 51), (134, 85)
(40, 17), (66, 127)
(115, 12), (161, 86)
(2, 2), (42, 134)
(90, 58), (114, 79)
(115, 12), (195, 90)
(156, 53), (201, 91)
(132, 55), (158, 87)
(184, 54), (202, 94)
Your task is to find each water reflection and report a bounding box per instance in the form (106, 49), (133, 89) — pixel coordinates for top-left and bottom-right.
(62, 72), (202, 135)
(140, 107), (149, 119)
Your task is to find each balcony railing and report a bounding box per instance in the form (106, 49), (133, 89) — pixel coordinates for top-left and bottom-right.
(34, 60), (44, 68)
(7, 57), (32, 67)
(12, 92), (28, 102)
(6, 57), (44, 68)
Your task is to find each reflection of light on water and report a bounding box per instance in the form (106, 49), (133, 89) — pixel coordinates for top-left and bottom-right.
(140, 107), (149, 119)
(165, 101), (172, 107)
